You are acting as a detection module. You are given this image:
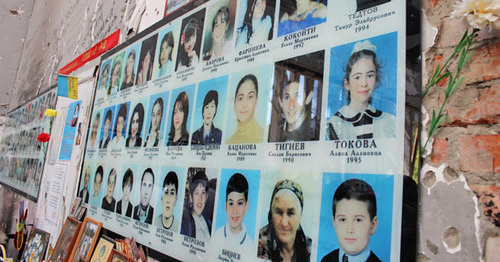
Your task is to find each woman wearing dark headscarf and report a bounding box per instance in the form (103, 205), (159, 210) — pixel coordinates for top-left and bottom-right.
(258, 179), (311, 261)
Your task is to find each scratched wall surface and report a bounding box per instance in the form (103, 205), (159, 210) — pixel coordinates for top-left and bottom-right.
(420, 0), (500, 261)
(0, 0), (34, 115)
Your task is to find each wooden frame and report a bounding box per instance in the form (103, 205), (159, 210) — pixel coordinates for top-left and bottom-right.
(20, 227), (50, 262)
(50, 217), (82, 262)
(107, 249), (131, 262)
(68, 217), (102, 262)
(89, 236), (115, 262)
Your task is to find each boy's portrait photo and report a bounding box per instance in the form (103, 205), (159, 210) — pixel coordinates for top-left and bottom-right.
(318, 173), (394, 262)
(132, 167), (156, 225)
(191, 76), (229, 145)
(213, 169), (260, 259)
(154, 166), (186, 233)
(268, 50), (324, 142)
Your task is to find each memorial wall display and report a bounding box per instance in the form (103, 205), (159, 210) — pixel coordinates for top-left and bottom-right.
(0, 88), (58, 201)
(79, 0), (406, 260)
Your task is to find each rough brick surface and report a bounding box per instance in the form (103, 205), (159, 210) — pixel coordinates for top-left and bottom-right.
(447, 83), (500, 125)
(470, 185), (500, 227)
(431, 137), (448, 164)
(462, 42), (500, 84)
(458, 135), (500, 173)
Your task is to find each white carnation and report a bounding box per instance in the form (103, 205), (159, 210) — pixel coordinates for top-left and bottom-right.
(451, 0), (500, 29)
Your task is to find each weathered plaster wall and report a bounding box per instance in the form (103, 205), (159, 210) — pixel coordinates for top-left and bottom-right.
(420, 0), (500, 261)
(0, 0), (34, 115)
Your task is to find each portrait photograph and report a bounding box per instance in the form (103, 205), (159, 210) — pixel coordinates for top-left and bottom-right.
(90, 164), (105, 207)
(98, 60), (111, 99)
(108, 102), (130, 150)
(90, 236), (115, 262)
(120, 43), (141, 91)
(235, 0), (276, 49)
(78, 165), (92, 204)
(165, 0), (194, 17)
(69, 217), (102, 262)
(109, 52), (125, 95)
(153, 166), (186, 232)
(101, 165), (120, 212)
(99, 106), (116, 150)
(191, 76), (228, 145)
(136, 34), (158, 85)
(202, 0), (237, 61)
(131, 166), (157, 225)
(88, 110), (102, 151)
(256, 170), (319, 262)
(175, 9), (206, 71)
(50, 217), (82, 262)
(153, 24), (180, 78)
(268, 50), (324, 142)
(213, 169), (260, 259)
(143, 91), (169, 148)
(225, 64), (271, 144)
(326, 32), (398, 141)
(180, 167), (218, 242)
(278, 0), (327, 37)
(20, 227), (50, 262)
(115, 164), (139, 218)
(165, 85), (195, 147)
(317, 173), (394, 262)
(125, 98), (148, 148)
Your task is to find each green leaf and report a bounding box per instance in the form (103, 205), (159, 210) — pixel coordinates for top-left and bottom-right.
(436, 115), (446, 129)
(450, 76), (465, 95)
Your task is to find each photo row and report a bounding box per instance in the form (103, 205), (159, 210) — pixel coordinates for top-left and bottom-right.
(79, 163), (394, 262)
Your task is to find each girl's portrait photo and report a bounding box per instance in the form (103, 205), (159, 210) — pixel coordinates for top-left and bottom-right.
(278, 0), (327, 37)
(108, 52), (125, 95)
(120, 44), (140, 91)
(126, 101), (146, 148)
(136, 34), (158, 85)
(166, 85), (195, 146)
(326, 32), (397, 141)
(154, 25), (180, 78)
(176, 9), (206, 71)
(202, 0), (237, 61)
(144, 91), (169, 147)
(235, 0), (276, 49)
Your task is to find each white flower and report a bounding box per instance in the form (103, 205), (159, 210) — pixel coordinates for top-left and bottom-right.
(451, 0), (500, 29)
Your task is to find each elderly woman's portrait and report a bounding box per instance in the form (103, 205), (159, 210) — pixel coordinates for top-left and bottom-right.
(258, 178), (312, 261)
(126, 102), (145, 148)
(180, 168), (217, 242)
(278, 0), (327, 37)
(226, 65), (270, 144)
(202, 0), (237, 61)
(326, 33), (397, 140)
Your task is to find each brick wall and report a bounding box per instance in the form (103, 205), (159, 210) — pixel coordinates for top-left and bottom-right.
(420, 0), (500, 260)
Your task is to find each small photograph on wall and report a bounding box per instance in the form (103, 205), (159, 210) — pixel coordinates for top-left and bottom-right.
(98, 60), (111, 99)
(326, 32), (398, 141)
(212, 169), (260, 260)
(175, 9), (206, 71)
(101, 166), (120, 212)
(90, 164), (104, 207)
(256, 170), (319, 262)
(225, 65), (271, 144)
(125, 98), (148, 148)
(166, 0), (194, 17)
(180, 167), (218, 243)
(277, 0), (327, 37)
(100, 106), (116, 149)
(109, 52), (125, 95)
(144, 91), (170, 148)
(191, 75), (229, 145)
(136, 34), (158, 85)
(268, 50), (324, 142)
(317, 173), (394, 262)
(165, 85), (195, 147)
(120, 44), (141, 91)
(235, 0), (277, 49)
(108, 102), (130, 150)
(132, 166), (157, 225)
(116, 166), (138, 218)
(79, 164), (91, 204)
(153, 166), (186, 232)
(88, 110), (102, 151)
(153, 24), (181, 78)
(202, 0), (237, 61)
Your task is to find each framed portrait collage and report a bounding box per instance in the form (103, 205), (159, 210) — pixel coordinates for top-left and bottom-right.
(78, 0), (408, 261)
